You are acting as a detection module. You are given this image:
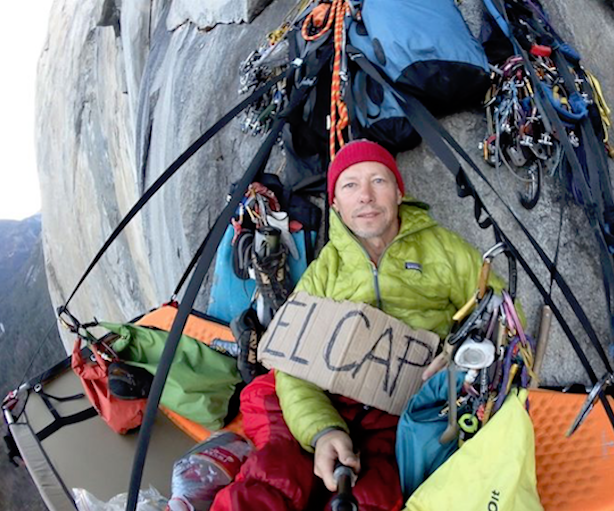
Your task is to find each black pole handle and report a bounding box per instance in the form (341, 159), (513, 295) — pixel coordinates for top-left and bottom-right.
(330, 462), (358, 511)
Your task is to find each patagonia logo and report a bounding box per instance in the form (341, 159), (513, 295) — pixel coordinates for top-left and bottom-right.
(405, 262), (422, 272)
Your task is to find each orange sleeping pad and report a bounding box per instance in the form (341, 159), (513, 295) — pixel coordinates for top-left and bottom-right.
(530, 388), (614, 511)
(136, 305), (243, 442)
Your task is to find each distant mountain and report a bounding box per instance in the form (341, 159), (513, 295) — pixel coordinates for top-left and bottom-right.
(0, 215), (65, 398)
(0, 215), (41, 290)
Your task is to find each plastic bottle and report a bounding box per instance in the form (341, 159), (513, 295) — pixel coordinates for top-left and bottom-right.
(166, 432), (253, 511)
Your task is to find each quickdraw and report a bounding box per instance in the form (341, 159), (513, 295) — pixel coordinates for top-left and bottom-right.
(480, 54), (560, 209)
(236, 1), (315, 137)
(440, 242), (536, 446)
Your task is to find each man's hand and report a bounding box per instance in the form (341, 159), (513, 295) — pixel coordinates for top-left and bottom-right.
(314, 430), (360, 491)
(422, 352), (448, 381)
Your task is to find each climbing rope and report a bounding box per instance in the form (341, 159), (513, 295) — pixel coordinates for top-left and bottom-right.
(302, 0), (351, 161)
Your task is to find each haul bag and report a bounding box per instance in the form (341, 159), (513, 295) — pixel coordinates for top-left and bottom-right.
(207, 224), (316, 324)
(403, 389), (543, 511)
(135, 305), (244, 441)
(71, 340), (146, 434)
(347, 0), (490, 113)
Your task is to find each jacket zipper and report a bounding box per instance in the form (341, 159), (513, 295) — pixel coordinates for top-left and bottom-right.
(333, 210), (422, 311)
(370, 262), (382, 309)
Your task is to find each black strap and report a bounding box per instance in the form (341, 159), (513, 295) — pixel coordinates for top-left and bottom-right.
(38, 390), (85, 403)
(495, 225), (614, 428)
(125, 119), (284, 511)
(36, 407), (98, 442)
(38, 390), (86, 422)
(348, 50), (614, 411)
(62, 68), (292, 309)
(33, 387), (97, 441)
(125, 54), (331, 508)
(304, 229), (315, 264)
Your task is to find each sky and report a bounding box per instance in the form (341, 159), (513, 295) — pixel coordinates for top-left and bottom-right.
(0, 2), (54, 221)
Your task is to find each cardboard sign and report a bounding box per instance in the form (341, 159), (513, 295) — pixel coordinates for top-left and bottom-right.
(258, 292), (441, 415)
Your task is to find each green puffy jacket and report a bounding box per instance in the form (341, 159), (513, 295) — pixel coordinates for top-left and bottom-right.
(276, 200), (505, 451)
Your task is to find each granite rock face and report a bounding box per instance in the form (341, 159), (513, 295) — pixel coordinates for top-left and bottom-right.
(36, 0), (614, 385)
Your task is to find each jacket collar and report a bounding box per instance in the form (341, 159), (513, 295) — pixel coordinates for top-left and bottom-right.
(329, 197), (438, 252)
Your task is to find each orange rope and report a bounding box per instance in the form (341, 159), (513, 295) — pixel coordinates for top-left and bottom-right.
(301, 3), (334, 41)
(329, 0), (349, 161)
(301, 0), (350, 161)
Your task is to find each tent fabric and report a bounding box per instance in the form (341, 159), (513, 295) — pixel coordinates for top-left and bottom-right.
(104, 322), (242, 430)
(135, 305), (234, 345)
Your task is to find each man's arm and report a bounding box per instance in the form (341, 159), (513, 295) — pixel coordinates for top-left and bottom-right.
(276, 370), (350, 452)
(276, 248), (358, 489)
(277, 246), (348, 450)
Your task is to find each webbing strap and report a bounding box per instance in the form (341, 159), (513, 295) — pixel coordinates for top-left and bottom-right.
(126, 59), (329, 508)
(125, 119), (285, 511)
(495, 225), (614, 428)
(36, 407), (98, 442)
(62, 68), (292, 309)
(348, 50), (614, 405)
(38, 390), (85, 422)
(549, 49), (614, 334)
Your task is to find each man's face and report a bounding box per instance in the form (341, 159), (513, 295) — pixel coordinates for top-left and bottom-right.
(332, 161), (402, 243)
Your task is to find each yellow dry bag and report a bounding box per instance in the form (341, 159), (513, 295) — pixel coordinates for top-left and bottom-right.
(403, 389), (543, 511)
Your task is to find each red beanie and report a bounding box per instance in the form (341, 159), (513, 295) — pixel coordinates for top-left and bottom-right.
(327, 140), (404, 204)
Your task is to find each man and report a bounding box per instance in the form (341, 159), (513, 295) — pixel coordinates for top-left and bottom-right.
(212, 140), (503, 511)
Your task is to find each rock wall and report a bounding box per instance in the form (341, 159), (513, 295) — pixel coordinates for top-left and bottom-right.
(36, 0), (614, 385)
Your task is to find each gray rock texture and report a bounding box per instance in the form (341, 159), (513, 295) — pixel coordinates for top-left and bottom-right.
(167, 0), (274, 30)
(36, 0), (614, 386)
